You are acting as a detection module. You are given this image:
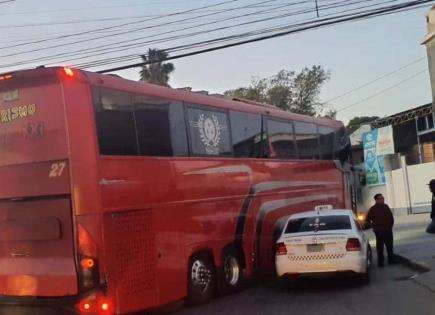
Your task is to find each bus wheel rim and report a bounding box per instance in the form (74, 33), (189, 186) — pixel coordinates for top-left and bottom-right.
(224, 256), (240, 286)
(191, 260), (212, 293)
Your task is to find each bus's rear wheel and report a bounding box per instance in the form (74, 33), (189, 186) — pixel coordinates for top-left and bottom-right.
(187, 253), (215, 305)
(217, 248), (244, 295)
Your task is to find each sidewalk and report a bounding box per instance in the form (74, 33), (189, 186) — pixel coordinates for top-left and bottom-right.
(393, 213), (435, 265)
(390, 213), (435, 291)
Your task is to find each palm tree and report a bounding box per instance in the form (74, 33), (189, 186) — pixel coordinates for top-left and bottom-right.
(139, 48), (175, 86)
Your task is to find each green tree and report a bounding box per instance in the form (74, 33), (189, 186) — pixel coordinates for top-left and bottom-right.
(139, 48), (175, 86)
(346, 116), (379, 133)
(224, 65), (330, 116)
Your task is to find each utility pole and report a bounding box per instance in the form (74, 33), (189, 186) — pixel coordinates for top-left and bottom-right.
(315, 0), (320, 17)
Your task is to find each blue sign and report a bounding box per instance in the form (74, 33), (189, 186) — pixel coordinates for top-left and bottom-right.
(362, 127), (392, 186)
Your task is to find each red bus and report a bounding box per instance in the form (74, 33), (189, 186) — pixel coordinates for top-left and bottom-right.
(0, 67), (351, 314)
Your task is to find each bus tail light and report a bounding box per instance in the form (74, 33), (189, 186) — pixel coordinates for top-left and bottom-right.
(62, 67), (75, 78)
(0, 74), (12, 81)
(77, 300), (94, 313)
(98, 299), (114, 314)
(275, 242), (287, 255)
(76, 297), (114, 315)
(80, 257), (96, 269)
(346, 238), (361, 251)
(77, 224), (99, 291)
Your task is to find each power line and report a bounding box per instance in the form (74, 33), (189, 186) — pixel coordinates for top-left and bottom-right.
(0, 0), (429, 72)
(73, 0), (392, 67)
(0, 0), (330, 67)
(0, 0), (15, 3)
(93, 0), (433, 73)
(64, 0), (399, 69)
(65, 0), (381, 66)
(1, 0), (401, 70)
(0, 0), (281, 56)
(336, 68), (428, 112)
(325, 56), (426, 103)
(0, 0), (241, 50)
(0, 0), (209, 16)
(76, 0), (412, 69)
(0, 4), (285, 29)
(3, 0), (321, 64)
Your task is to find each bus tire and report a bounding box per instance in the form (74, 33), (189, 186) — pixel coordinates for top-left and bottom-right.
(217, 248), (244, 295)
(187, 253), (215, 306)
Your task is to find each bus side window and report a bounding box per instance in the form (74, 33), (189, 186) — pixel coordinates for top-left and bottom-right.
(294, 121), (319, 160)
(134, 94), (174, 157)
(93, 87), (139, 156)
(230, 111), (262, 158)
(335, 126), (351, 163)
(265, 119), (297, 159)
(185, 105), (232, 157)
(319, 126), (335, 160)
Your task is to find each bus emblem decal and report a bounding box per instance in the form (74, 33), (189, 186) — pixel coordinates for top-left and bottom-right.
(190, 114), (227, 155)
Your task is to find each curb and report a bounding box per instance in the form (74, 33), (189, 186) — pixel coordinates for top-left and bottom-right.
(395, 254), (431, 273)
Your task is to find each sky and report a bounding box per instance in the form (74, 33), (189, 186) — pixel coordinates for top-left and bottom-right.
(0, 0), (433, 124)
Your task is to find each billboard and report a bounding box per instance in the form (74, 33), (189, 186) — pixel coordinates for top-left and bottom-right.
(363, 126), (394, 186)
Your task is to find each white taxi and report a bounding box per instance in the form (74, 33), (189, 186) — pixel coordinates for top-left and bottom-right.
(275, 206), (372, 283)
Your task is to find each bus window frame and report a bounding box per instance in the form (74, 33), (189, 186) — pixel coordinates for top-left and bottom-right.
(264, 116), (298, 160)
(183, 102), (234, 158)
(229, 110), (263, 159)
(293, 120), (320, 160)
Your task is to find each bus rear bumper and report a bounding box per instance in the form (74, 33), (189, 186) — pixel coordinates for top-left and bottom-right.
(0, 293), (93, 315)
(0, 305), (77, 315)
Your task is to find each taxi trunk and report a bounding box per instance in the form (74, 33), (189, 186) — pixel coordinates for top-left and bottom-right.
(276, 231), (364, 275)
(282, 232), (349, 266)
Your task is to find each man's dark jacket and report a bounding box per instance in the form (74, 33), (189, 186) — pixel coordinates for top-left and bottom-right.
(366, 204), (394, 233)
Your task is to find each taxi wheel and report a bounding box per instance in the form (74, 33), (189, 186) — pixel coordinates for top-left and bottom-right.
(367, 245), (373, 270)
(217, 248), (244, 295)
(359, 271), (370, 285)
(359, 247), (372, 285)
(187, 253), (216, 306)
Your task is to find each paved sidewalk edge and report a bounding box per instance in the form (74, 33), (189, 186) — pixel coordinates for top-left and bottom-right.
(395, 254), (431, 273)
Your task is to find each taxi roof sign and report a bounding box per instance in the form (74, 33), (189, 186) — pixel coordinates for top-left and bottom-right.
(314, 204), (333, 211)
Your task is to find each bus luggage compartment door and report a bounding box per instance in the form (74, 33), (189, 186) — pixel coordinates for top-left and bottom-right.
(0, 197), (78, 297)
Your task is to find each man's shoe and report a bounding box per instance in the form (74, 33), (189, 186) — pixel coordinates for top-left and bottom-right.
(378, 262), (384, 267)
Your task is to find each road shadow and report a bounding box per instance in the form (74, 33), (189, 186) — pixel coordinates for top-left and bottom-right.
(269, 274), (365, 295)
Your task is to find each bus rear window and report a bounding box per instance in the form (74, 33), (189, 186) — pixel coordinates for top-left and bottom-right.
(285, 215), (351, 233)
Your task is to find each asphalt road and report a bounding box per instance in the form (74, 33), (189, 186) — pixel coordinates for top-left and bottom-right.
(151, 214), (435, 315)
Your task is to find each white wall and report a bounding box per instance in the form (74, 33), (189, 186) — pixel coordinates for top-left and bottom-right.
(389, 168), (408, 210)
(359, 161), (434, 215)
(408, 162), (435, 213)
(385, 161), (435, 214)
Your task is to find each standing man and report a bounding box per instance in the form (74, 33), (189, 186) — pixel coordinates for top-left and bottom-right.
(365, 194), (395, 267)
